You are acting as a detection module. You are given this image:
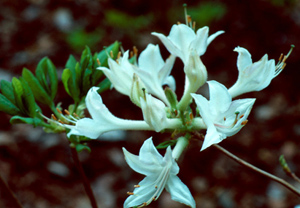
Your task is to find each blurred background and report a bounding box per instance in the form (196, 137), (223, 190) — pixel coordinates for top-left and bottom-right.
(1, 0), (300, 207)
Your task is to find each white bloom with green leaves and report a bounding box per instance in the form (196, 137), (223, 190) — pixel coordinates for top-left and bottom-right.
(192, 81), (255, 151)
(123, 137), (195, 208)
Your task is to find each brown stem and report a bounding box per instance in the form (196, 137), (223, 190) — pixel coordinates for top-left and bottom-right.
(0, 173), (23, 208)
(70, 146), (98, 208)
(213, 144), (300, 197)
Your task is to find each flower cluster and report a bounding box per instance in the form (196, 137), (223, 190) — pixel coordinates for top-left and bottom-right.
(64, 19), (290, 207)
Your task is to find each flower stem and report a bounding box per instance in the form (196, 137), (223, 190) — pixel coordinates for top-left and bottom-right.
(172, 134), (190, 160)
(0, 173), (23, 208)
(213, 144), (300, 197)
(70, 146), (99, 208)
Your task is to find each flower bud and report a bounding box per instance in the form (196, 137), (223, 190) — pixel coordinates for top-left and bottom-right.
(130, 73), (146, 107)
(184, 49), (207, 94)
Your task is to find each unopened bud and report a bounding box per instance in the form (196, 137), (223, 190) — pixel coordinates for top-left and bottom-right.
(130, 73), (146, 107)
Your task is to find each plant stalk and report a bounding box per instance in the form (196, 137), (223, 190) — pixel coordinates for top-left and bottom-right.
(70, 146), (99, 208)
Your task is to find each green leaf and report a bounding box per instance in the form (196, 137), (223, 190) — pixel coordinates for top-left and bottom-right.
(65, 55), (77, 71)
(10, 116), (44, 127)
(156, 140), (177, 149)
(279, 155), (291, 174)
(12, 77), (25, 113)
(61, 68), (80, 102)
(0, 94), (21, 115)
(35, 58), (58, 100)
(96, 78), (111, 94)
(19, 77), (40, 117)
(22, 68), (53, 106)
(82, 68), (93, 94)
(0, 80), (16, 104)
(75, 143), (91, 153)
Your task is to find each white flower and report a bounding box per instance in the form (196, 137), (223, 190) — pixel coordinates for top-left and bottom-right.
(123, 137), (195, 208)
(98, 51), (135, 96)
(191, 81), (255, 151)
(228, 46), (277, 98)
(98, 44), (176, 106)
(135, 44), (176, 105)
(152, 24), (224, 64)
(65, 87), (152, 139)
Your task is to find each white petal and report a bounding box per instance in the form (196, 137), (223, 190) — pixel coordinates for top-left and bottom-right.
(165, 175), (196, 208)
(138, 44), (164, 73)
(139, 137), (164, 164)
(201, 124), (225, 151)
(190, 26), (209, 56)
(207, 81), (232, 115)
(234, 46), (253, 72)
(123, 147), (160, 176)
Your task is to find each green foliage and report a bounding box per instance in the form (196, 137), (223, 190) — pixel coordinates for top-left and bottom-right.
(66, 28), (104, 52)
(156, 139), (177, 149)
(105, 10), (153, 30)
(62, 41), (120, 104)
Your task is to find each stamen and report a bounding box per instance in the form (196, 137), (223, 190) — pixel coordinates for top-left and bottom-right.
(177, 21), (181, 25)
(133, 46), (138, 57)
(130, 51), (134, 58)
(134, 185), (140, 188)
(192, 21), (196, 30)
(117, 51), (121, 59)
(127, 191), (134, 195)
(73, 112), (79, 118)
(51, 114), (57, 121)
(239, 114), (244, 119)
(189, 113), (193, 120)
(187, 15), (192, 24)
(56, 108), (62, 114)
(275, 45), (295, 77)
(241, 120), (248, 125)
(96, 58), (101, 66)
(110, 50), (114, 58)
(64, 109), (70, 115)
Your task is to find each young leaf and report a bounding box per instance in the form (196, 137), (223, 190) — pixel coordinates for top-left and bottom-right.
(10, 116), (44, 127)
(22, 68), (52, 106)
(0, 80), (16, 104)
(35, 58), (58, 100)
(0, 94), (21, 115)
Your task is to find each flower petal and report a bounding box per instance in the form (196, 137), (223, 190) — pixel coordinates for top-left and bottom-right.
(207, 81), (232, 115)
(234, 46), (253, 72)
(165, 175), (196, 208)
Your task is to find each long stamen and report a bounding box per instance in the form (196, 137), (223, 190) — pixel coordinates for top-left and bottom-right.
(275, 44), (295, 76)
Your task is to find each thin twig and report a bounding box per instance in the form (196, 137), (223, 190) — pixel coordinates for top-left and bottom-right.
(0, 173), (23, 208)
(213, 144), (300, 197)
(70, 146), (99, 208)
(289, 173), (300, 184)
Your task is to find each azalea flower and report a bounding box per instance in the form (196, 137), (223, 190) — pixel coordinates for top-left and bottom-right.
(123, 137), (195, 208)
(191, 81), (255, 151)
(134, 44), (176, 106)
(152, 24), (224, 64)
(140, 93), (182, 132)
(98, 44), (176, 106)
(98, 51), (135, 96)
(65, 87), (152, 139)
(228, 46), (278, 98)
